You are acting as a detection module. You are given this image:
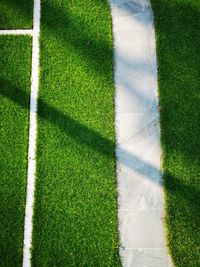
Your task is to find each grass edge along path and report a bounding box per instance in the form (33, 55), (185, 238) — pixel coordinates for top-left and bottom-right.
(151, 0), (200, 266)
(31, 1), (121, 266)
(0, 36), (32, 267)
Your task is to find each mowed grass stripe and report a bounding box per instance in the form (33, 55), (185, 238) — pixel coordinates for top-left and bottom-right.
(32, 1), (120, 266)
(0, 36), (32, 266)
(0, 0), (33, 29)
(151, 0), (200, 266)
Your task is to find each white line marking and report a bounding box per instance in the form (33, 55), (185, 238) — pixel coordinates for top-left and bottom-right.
(22, 0), (40, 266)
(0, 30), (33, 35)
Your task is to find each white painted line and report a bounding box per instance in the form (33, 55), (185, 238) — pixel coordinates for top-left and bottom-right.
(22, 0), (40, 266)
(0, 29), (33, 35)
(109, 0), (173, 266)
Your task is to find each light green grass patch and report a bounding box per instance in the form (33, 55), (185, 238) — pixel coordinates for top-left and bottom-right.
(31, 1), (120, 266)
(0, 36), (32, 266)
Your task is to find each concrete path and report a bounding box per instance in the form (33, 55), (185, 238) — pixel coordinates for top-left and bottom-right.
(109, 0), (173, 266)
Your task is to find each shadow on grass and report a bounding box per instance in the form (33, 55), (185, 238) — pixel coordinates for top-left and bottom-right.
(0, 78), (161, 184)
(1, 0), (200, 266)
(151, 0), (200, 266)
(0, 0), (33, 29)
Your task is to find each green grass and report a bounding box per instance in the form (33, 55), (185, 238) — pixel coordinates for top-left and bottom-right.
(0, 0), (33, 29)
(151, 1), (200, 266)
(31, 1), (120, 266)
(0, 36), (32, 266)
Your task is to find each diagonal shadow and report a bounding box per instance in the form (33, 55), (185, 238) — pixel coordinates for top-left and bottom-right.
(0, 78), (161, 185)
(2, 0), (157, 122)
(1, 0), (200, 265)
(2, 77), (199, 208)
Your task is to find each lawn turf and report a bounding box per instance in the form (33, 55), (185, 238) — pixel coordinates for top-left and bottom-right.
(31, 0), (120, 266)
(0, 0), (33, 29)
(0, 36), (32, 266)
(151, 1), (200, 266)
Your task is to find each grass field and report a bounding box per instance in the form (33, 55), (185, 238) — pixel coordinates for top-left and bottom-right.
(31, 1), (120, 266)
(0, 0), (33, 29)
(151, 0), (200, 266)
(0, 36), (32, 266)
(1, 0), (200, 266)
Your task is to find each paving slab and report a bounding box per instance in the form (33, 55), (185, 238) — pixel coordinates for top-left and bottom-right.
(109, 0), (173, 265)
(120, 248), (173, 267)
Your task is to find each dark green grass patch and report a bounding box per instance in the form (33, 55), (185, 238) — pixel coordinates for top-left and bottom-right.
(0, 36), (32, 266)
(151, 1), (200, 266)
(31, 0), (120, 266)
(0, 0), (33, 29)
